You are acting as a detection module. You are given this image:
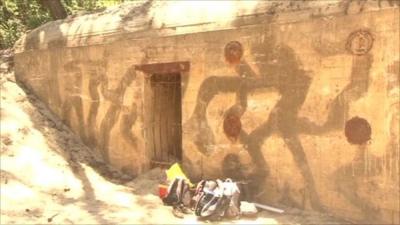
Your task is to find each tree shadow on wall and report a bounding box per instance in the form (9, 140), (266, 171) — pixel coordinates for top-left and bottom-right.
(19, 9), (167, 189)
(184, 35), (325, 211)
(21, 86), (125, 224)
(302, 30), (394, 222)
(298, 53), (373, 134)
(19, 4), (144, 168)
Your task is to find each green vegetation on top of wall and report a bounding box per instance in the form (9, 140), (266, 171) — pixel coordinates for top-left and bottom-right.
(0, 0), (127, 49)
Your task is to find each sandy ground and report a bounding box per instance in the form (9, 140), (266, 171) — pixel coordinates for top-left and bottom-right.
(0, 54), (347, 224)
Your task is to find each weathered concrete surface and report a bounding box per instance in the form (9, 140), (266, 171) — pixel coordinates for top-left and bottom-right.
(14, 0), (399, 224)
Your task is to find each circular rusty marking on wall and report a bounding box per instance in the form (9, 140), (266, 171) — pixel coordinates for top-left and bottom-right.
(344, 116), (371, 145)
(346, 30), (374, 55)
(223, 113), (242, 141)
(224, 41), (244, 65)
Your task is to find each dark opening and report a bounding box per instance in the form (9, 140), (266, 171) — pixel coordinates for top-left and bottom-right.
(145, 73), (182, 167)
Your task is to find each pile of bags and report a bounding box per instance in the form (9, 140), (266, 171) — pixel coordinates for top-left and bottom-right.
(161, 177), (258, 220)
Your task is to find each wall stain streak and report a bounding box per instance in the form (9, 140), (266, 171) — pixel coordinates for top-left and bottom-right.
(120, 102), (138, 149)
(48, 48), (62, 113)
(87, 62), (104, 147)
(333, 143), (396, 222)
(62, 61), (86, 140)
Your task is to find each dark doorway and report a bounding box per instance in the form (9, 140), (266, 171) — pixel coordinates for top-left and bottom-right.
(145, 73), (182, 167)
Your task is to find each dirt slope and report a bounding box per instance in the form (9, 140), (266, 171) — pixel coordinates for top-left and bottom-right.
(0, 53), (346, 224)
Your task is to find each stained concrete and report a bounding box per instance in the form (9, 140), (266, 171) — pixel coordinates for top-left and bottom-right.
(14, 1), (399, 224)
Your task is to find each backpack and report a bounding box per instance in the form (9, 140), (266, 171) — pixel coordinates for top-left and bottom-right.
(162, 178), (191, 207)
(222, 179), (241, 218)
(194, 179), (240, 220)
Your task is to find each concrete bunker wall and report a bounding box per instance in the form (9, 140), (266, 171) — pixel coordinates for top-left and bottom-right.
(15, 3), (399, 224)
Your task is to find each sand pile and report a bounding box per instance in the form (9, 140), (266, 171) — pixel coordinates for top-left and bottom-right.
(126, 167), (166, 195)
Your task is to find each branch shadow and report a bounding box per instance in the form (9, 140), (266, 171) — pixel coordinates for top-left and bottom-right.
(18, 84), (126, 224)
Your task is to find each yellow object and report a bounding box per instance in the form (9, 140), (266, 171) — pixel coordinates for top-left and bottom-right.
(165, 163), (194, 187)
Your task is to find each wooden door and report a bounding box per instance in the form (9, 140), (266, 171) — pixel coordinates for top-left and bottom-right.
(146, 73), (182, 167)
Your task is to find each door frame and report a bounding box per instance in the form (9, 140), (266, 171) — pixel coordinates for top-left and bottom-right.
(135, 61), (190, 168)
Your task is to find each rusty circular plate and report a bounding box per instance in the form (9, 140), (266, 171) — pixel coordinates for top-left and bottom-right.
(344, 116), (371, 145)
(224, 41), (244, 65)
(346, 30), (374, 55)
(223, 113), (242, 141)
